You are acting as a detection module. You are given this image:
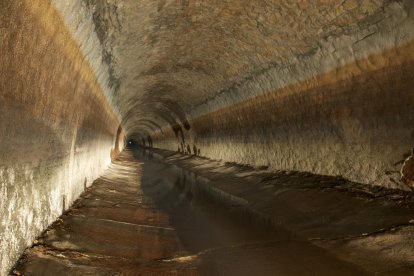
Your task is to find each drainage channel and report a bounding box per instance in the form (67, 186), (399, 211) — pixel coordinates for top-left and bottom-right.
(134, 148), (369, 276)
(12, 149), (369, 275)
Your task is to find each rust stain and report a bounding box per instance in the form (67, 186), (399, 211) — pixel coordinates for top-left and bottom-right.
(153, 40), (414, 140)
(0, 0), (119, 135)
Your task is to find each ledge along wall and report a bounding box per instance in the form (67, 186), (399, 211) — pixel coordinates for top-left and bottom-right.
(151, 1), (414, 191)
(0, 1), (121, 274)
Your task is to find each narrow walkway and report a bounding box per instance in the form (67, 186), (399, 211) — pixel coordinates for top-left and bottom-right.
(13, 150), (372, 275)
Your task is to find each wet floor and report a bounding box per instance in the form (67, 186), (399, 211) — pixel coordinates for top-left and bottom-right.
(13, 149), (369, 275)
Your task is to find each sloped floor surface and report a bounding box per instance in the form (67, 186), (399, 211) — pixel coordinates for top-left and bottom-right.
(12, 149), (414, 275)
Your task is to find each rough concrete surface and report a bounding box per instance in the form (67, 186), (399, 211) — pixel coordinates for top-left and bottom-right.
(77, 0), (414, 189)
(13, 150), (376, 275)
(11, 148), (414, 275)
(139, 147), (414, 275)
(2, 0), (414, 274)
(0, 1), (120, 274)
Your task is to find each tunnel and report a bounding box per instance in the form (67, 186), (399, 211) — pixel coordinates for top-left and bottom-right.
(1, 0), (414, 275)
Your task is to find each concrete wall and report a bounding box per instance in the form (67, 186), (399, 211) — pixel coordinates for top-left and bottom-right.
(151, 1), (414, 190)
(0, 1), (119, 274)
(73, 0), (413, 190)
(1, 0), (414, 273)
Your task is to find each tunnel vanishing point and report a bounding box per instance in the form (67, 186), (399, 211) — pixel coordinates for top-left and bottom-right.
(1, 0), (414, 275)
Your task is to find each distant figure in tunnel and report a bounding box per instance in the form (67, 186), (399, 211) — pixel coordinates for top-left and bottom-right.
(401, 147), (414, 187)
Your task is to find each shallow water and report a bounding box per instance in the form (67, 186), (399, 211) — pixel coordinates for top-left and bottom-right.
(13, 149), (369, 275)
(134, 148), (369, 276)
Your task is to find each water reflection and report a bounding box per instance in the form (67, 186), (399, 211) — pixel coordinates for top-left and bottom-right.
(133, 148), (282, 254)
(131, 147), (369, 276)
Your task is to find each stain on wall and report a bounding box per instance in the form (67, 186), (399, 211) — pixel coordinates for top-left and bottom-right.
(0, 1), (119, 274)
(1, 0), (414, 272)
(87, 0), (413, 190)
(152, 41), (414, 190)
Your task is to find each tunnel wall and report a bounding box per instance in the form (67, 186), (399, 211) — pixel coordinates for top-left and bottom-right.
(152, 1), (414, 190)
(0, 1), (120, 274)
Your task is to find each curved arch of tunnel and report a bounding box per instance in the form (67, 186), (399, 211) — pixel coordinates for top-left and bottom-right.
(3, 1), (414, 275)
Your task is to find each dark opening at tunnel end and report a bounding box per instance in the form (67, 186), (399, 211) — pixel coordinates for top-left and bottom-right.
(3, 0), (414, 275)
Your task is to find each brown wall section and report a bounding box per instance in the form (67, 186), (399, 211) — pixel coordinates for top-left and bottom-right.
(1, 0), (413, 273)
(0, 1), (119, 274)
(152, 41), (414, 190)
(0, 1), (118, 133)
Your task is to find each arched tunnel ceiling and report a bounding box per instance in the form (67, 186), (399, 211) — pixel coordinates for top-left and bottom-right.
(3, 1), (414, 274)
(82, 0), (403, 138)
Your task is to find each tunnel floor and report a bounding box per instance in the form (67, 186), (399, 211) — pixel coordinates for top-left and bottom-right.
(12, 149), (414, 275)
